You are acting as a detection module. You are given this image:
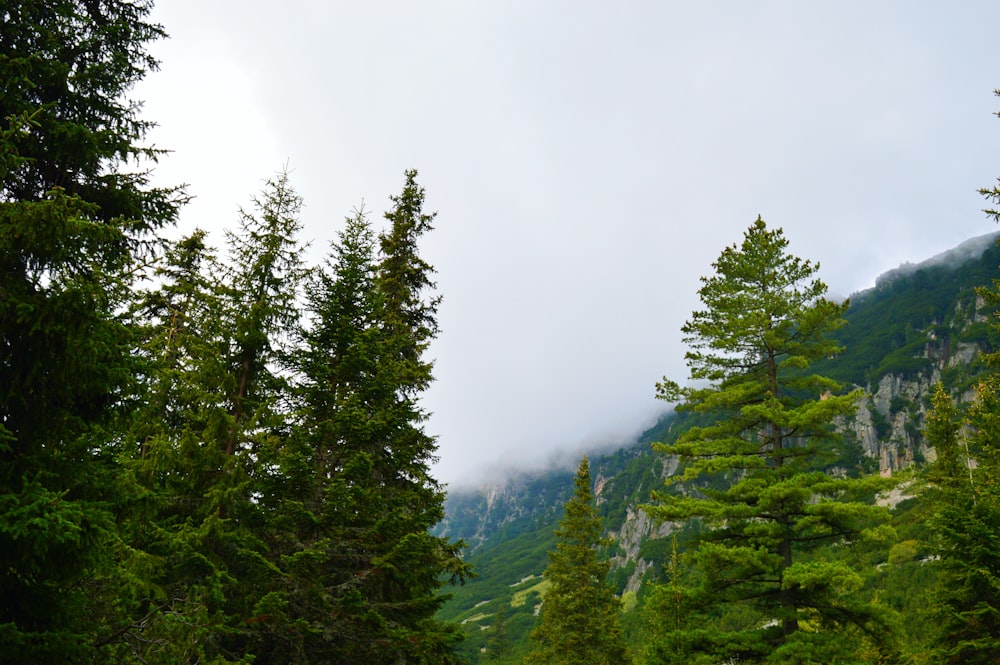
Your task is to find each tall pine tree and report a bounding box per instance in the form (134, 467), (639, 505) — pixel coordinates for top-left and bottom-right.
(0, 2), (183, 661)
(925, 380), (1000, 663)
(525, 457), (630, 665)
(249, 206), (386, 662)
(646, 218), (892, 664)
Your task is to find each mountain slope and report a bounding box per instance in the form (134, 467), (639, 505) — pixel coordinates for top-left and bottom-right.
(436, 232), (1000, 662)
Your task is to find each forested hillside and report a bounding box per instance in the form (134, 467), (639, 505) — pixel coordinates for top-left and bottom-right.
(437, 230), (1000, 664)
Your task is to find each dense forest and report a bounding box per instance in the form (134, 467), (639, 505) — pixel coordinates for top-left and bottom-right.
(1, 3), (464, 663)
(5, 2), (1000, 664)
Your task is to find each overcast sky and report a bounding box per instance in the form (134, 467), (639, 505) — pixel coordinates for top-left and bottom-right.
(136, 1), (1000, 487)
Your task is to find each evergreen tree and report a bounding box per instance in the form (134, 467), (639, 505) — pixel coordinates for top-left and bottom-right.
(215, 170), (308, 658)
(525, 457), (630, 665)
(641, 536), (702, 665)
(360, 169), (468, 663)
(223, 167), (307, 458)
(980, 88), (1000, 228)
(926, 379), (1000, 663)
(254, 172), (467, 664)
(645, 218), (892, 664)
(483, 604), (512, 664)
(110, 231), (253, 664)
(249, 206), (385, 663)
(107, 172), (307, 663)
(0, 2), (182, 661)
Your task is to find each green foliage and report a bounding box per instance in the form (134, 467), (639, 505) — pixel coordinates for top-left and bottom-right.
(437, 209), (1000, 664)
(525, 457), (630, 665)
(0, 2), (183, 660)
(234, 173), (468, 664)
(645, 218), (895, 663)
(980, 88), (1000, 227)
(921, 93), (1000, 662)
(815, 241), (1000, 387)
(925, 379), (1000, 662)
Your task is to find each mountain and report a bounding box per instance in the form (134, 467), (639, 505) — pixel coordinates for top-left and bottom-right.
(435, 232), (1000, 663)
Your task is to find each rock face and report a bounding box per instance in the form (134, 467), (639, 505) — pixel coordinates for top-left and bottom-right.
(844, 294), (989, 476)
(609, 506), (673, 592)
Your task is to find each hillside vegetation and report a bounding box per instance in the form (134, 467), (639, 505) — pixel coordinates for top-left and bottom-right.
(437, 231), (1000, 663)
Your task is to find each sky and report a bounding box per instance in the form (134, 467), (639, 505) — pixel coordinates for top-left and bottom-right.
(135, 1), (1000, 487)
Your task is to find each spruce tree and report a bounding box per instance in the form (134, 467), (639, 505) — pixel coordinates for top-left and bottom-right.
(254, 172), (467, 664)
(525, 457), (630, 665)
(980, 88), (1000, 227)
(645, 218), (892, 664)
(361, 169), (468, 663)
(109, 172), (307, 662)
(216, 170), (308, 658)
(111, 231), (253, 664)
(0, 2), (182, 661)
(249, 206), (386, 663)
(925, 379), (1000, 663)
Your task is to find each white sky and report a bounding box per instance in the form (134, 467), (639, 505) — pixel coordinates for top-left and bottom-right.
(135, 1), (1000, 487)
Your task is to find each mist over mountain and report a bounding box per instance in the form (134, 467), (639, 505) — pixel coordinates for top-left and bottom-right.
(875, 230), (1000, 287)
(437, 231), (1000, 663)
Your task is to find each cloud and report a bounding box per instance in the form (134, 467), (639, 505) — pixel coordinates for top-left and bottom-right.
(139, 1), (1000, 486)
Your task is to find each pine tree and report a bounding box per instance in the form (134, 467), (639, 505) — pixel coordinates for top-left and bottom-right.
(483, 604), (512, 663)
(979, 87), (1000, 370)
(215, 170), (308, 658)
(925, 379), (1000, 663)
(248, 206), (385, 663)
(108, 171), (307, 663)
(645, 218), (893, 664)
(0, 2), (182, 661)
(223, 167), (307, 458)
(525, 457), (630, 665)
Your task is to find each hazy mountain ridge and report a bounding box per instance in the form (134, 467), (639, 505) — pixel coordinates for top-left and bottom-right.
(437, 232), (1000, 662)
(874, 231), (1000, 288)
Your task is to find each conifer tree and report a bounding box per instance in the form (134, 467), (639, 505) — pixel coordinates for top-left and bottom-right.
(483, 604), (512, 664)
(223, 168), (307, 458)
(249, 206), (386, 663)
(108, 172), (307, 662)
(0, 2), (182, 660)
(215, 170), (308, 657)
(646, 218), (892, 664)
(525, 457), (630, 665)
(925, 379), (1000, 663)
(254, 172), (467, 664)
(980, 88), (1000, 227)
(111, 231), (253, 663)
(359, 169), (468, 663)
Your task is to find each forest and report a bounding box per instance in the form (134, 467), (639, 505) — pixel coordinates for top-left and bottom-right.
(4, 2), (1000, 664)
(2, 3), (464, 663)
